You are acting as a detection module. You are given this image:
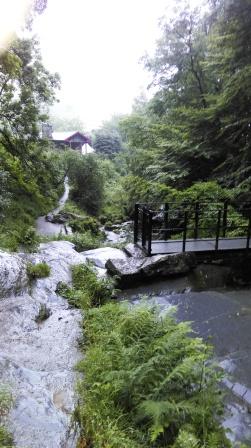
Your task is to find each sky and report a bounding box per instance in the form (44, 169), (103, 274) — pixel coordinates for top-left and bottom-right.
(33, 0), (169, 130)
(0, 0), (202, 131)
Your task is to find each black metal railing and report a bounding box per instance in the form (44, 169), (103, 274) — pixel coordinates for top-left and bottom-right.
(134, 202), (251, 256)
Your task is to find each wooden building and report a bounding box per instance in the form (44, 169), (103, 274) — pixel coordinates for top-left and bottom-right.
(52, 131), (92, 152)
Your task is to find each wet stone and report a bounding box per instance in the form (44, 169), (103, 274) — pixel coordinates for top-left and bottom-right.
(82, 247), (128, 269)
(0, 241), (84, 447)
(243, 389), (251, 406)
(106, 252), (197, 287)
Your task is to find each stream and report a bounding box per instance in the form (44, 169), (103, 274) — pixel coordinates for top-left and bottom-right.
(0, 241), (86, 447)
(0, 180), (251, 446)
(36, 177), (71, 237)
(121, 271), (251, 446)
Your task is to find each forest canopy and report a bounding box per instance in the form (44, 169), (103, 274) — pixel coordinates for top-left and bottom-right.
(119, 0), (251, 195)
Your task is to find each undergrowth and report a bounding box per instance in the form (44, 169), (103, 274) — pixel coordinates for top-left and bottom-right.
(57, 263), (115, 308)
(0, 386), (13, 448)
(58, 263), (236, 448)
(75, 303), (231, 447)
(27, 262), (51, 279)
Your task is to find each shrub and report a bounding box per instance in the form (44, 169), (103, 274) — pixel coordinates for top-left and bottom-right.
(0, 386), (13, 447)
(18, 227), (39, 252)
(66, 151), (104, 216)
(27, 262), (51, 279)
(58, 231), (103, 252)
(76, 303), (231, 447)
(69, 216), (100, 235)
(35, 304), (51, 323)
(57, 263), (114, 309)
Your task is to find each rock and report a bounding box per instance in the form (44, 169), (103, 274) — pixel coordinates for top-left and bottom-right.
(45, 213), (67, 224)
(106, 252), (197, 287)
(0, 240), (83, 447)
(124, 243), (146, 258)
(0, 251), (28, 297)
(82, 247), (128, 269)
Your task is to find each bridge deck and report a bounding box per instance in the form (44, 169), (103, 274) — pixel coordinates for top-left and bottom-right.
(148, 237), (249, 255)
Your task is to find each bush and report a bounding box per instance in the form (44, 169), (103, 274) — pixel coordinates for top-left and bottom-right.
(27, 262), (51, 279)
(0, 386), (13, 447)
(56, 231), (103, 252)
(18, 227), (39, 252)
(75, 303), (231, 448)
(66, 151), (104, 216)
(57, 263), (114, 309)
(35, 304), (51, 323)
(69, 216), (100, 235)
(59, 264), (233, 448)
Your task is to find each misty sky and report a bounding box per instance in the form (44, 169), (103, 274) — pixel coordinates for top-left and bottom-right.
(0, 0), (202, 131)
(33, 0), (171, 130)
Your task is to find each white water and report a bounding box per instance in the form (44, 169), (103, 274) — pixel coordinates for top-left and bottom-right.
(0, 241), (87, 447)
(36, 177), (71, 237)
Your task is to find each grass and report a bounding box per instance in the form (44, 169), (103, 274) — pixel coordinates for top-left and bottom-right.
(27, 262), (51, 279)
(35, 304), (51, 323)
(57, 263), (115, 309)
(57, 263), (235, 448)
(0, 386), (13, 448)
(53, 231), (104, 252)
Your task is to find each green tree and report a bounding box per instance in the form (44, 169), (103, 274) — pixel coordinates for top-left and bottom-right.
(66, 151), (104, 216)
(92, 128), (123, 157)
(0, 36), (60, 161)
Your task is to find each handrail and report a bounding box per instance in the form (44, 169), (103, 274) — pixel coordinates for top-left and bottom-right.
(134, 201), (251, 255)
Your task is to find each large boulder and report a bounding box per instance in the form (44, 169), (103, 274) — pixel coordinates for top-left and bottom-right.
(0, 251), (28, 297)
(106, 252), (197, 287)
(124, 243), (146, 258)
(81, 247), (128, 269)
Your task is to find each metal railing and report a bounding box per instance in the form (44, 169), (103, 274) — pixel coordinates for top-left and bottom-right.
(134, 201), (251, 256)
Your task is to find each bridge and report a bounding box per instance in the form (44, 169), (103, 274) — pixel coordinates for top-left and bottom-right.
(133, 201), (251, 257)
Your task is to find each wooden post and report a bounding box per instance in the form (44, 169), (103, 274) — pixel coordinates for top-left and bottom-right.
(142, 207), (147, 247)
(164, 203), (169, 240)
(194, 202), (199, 239)
(215, 210), (221, 250)
(134, 203), (139, 244)
(147, 211), (153, 256)
(246, 217), (251, 250)
(182, 211), (188, 252)
(222, 200), (228, 238)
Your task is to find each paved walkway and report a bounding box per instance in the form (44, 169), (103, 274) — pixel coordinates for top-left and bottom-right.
(149, 237), (249, 254)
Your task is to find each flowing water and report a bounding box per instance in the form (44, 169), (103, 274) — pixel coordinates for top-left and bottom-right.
(0, 241), (87, 447)
(121, 269), (251, 446)
(36, 177), (71, 237)
(1, 188), (251, 448)
(0, 180), (86, 447)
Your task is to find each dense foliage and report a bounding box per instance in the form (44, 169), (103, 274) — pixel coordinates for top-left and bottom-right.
(66, 151), (104, 216)
(0, 386), (13, 447)
(57, 264), (233, 448)
(0, 30), (64, 251)
(96, 0), (251, 225)
(92, 127), (123, 157)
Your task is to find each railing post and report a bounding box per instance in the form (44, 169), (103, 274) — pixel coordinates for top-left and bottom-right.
(142, 206), (147, 247)
(147, 211), (153, 256)
(164, 203), (169, 240)
(246, 216), (251, 250)
(215, 210), (221, 250)
(222, 200), (228, 238)
(134, 203), (139, 244)
(194, 202), (199, 239)
(182, 211), (188, 252)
